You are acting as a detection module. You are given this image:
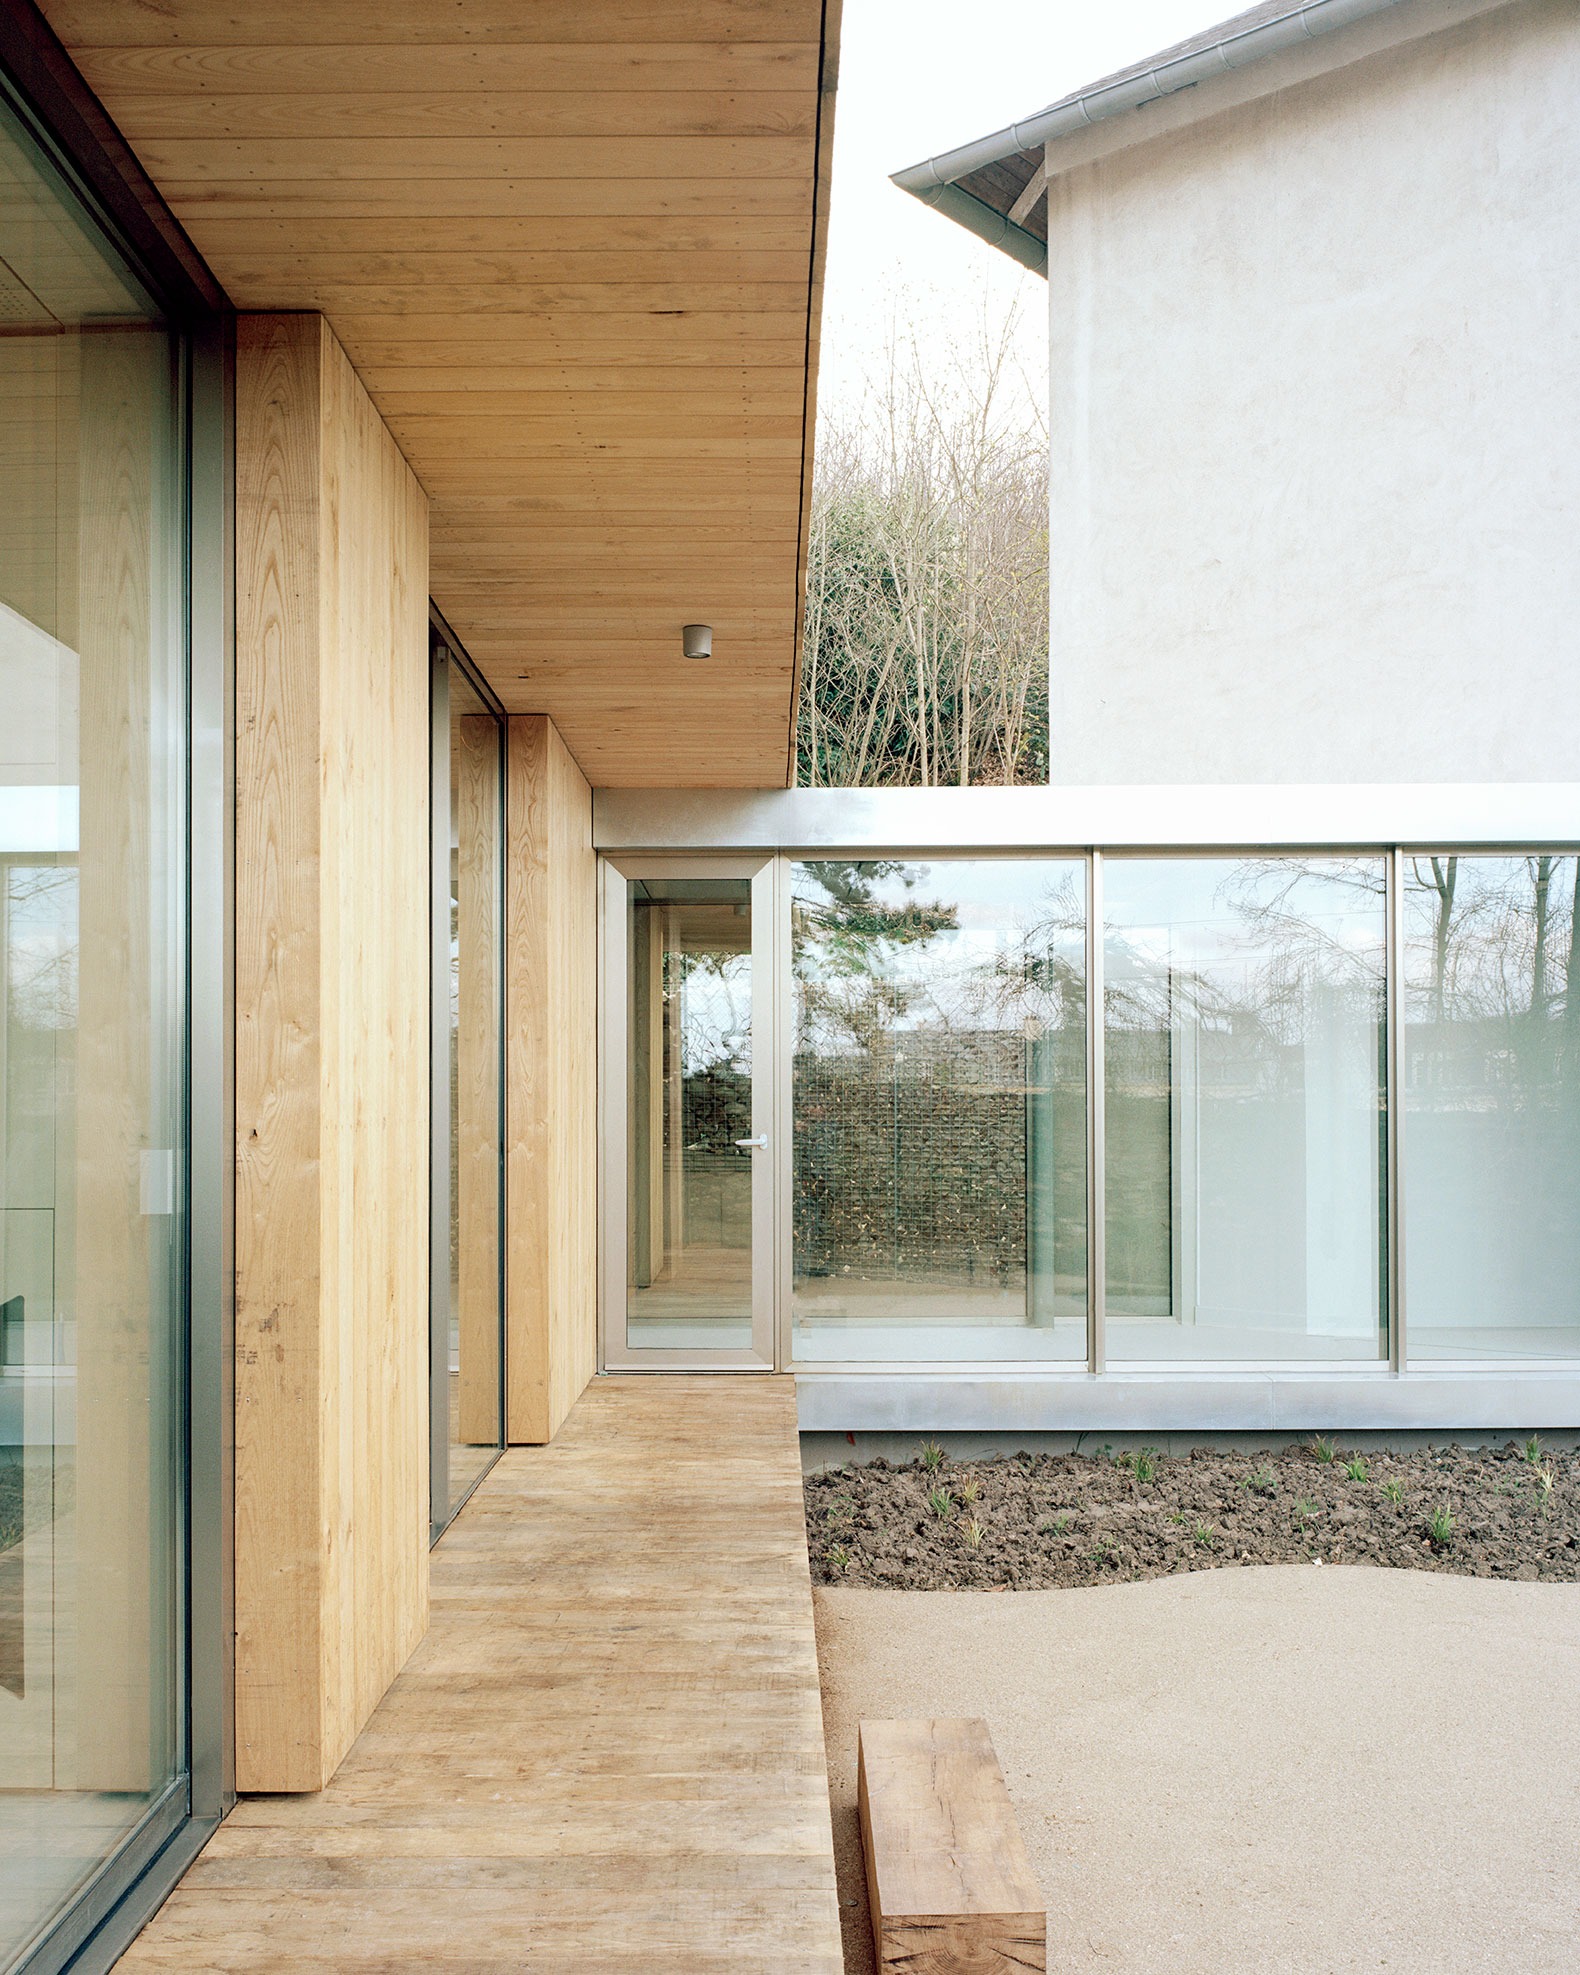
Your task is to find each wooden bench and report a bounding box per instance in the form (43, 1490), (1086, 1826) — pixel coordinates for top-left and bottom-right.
(857, 1717), (1046, 1972)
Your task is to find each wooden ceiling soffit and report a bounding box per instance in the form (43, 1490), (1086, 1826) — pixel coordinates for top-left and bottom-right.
(42, 0), (843, 788)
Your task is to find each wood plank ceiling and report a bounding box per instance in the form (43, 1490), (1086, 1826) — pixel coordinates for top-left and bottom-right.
(42, 0), (839, 787)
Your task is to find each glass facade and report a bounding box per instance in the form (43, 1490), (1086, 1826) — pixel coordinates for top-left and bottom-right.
(611, 848), (1578, 1375)
(1403, 855), (1580, 1360)
(442, 662), (504, 1516)
(0, 89), (187, 1966)
(791, 859), (1087, 1363)
(1103, 858), (1387, 1363)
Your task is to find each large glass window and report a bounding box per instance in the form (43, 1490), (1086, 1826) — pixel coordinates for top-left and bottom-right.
(1403, 855), (1580, 1360)
(0, 92), (186, 1966)
(1103, 858), (1387, 1363)
(442, 662), (504, 1516)
(791, 859), (1087, 1363)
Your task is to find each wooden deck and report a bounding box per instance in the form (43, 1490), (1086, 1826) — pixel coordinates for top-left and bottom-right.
(119, 1376), (842, 1973)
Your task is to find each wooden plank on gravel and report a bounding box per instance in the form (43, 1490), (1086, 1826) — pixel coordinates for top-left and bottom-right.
(858, 1717), (1046, 1973)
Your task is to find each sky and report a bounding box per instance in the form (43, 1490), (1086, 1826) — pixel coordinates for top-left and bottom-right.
(817, 0), (1241, 423)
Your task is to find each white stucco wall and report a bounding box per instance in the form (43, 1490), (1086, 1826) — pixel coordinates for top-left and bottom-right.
(1046, 0), (1580, 785)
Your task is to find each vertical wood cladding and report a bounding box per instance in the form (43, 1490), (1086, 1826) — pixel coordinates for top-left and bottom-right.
(505, 715), (596, 1444)
(235, 313), (429, 1792)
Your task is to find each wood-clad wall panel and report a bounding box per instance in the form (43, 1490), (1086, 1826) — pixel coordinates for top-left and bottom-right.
(505, 716), (596, 1444)
(234, 315), (325, 1790)
(235, 312), (430, 1792)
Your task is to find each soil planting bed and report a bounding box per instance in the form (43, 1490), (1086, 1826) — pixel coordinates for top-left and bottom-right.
(805, 1438), (1580, 1589)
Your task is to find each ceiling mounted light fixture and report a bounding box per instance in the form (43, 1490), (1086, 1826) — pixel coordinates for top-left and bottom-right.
(682, 623), (713, 660)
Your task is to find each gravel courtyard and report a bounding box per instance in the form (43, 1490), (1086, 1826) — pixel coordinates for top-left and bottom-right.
(815, 1568), (1580, 1974)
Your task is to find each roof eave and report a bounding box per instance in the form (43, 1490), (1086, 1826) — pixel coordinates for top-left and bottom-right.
(906, 181), (1048, 275)
(891, 0), (1412, 264)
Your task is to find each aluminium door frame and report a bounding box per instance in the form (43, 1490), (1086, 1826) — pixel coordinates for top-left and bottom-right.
(599, 852), (778, 1372)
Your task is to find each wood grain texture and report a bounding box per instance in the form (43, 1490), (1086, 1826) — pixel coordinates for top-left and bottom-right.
(73, 43), (820, 94)
(858, 1717), (1046, 1975)
(235, 313), (430, 1792)
(504, 716), (596, 1445)
(49, 1), (817, 44)
(40, 0), (840, 786)
(114, 1376), (843, 1974)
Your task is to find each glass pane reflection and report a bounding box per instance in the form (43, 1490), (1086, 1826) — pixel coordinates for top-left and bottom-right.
(445, 669), (503, 1512)
(791, 858), (1087, 1364)
(625, 879), (754, 1353)
(0, 96), (185, 1962)
(1404, 855), (1580, 1359)
(1104, 858), (1387, 1363)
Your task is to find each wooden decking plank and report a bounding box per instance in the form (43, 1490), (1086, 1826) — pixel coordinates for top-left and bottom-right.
(116, 1376), (841, 1973)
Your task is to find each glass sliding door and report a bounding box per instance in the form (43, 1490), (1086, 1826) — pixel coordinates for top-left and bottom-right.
(605, 858), (775, 1369)
(790, 857), (1087, 1365)
(0, 86), (188, 1971)
(430, 637), (505, 1536)
(1402, 854), (1580, 1360)
(1103, 856), (1388, 1363)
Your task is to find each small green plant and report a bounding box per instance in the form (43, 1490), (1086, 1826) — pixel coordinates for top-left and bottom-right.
(964, 1518), (985, 1550)
(1169, 1510), (1189, 1526)
(1381, 1477), (1405, 1506)
(1242, 1465), (1278, 1498)
(1036, 1511), (1070, 1537)
(1524, 1433), (1543, 1466)
(1134, 1448), (1159, 1484)
(825, 1545), (850, 1574)
(1193, 1522), (1218, 1549)
(921, 1440), (945, 1472)
(1425, 1501), (1455, 1549)
(959, 1478), (980, 1505)
(1292, 1496), (1318, 1526)
(1344, 1456), (1369, 1483)
(1312, 1435), (1336, 1464)
(927, 1485), (953, 1520)
(1089, 1536), (1115, 1565)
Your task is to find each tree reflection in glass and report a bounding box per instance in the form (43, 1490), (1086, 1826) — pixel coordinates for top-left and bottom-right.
(1103, 857), (1388, 1363)
(791, 858), (1087, 1364)
(1404, 855), (1579, 1359)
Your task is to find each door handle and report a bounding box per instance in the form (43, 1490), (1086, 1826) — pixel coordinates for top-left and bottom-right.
(733, 1134), (769, 1150)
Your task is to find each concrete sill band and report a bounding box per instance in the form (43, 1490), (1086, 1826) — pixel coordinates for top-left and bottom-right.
(795, 1371), (1580, 1434)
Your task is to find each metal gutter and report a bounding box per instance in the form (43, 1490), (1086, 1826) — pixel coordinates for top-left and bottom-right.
(903, 180), (1048, 273)
(892, 0), (1407, 204)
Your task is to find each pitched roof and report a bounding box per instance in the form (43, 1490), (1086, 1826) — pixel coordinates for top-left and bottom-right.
(892, 0), (1412, 272)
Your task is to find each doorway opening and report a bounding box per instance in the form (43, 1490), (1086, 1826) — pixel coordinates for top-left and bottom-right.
(603, 858), (777, 1371)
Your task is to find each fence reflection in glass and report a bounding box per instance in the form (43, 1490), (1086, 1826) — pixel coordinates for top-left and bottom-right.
(791, 859), (1088, 1363)
(769, 849), (1580, 1370)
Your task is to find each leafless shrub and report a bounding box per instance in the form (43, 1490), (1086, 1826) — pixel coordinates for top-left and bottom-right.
(798, 300), (1048, 787)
